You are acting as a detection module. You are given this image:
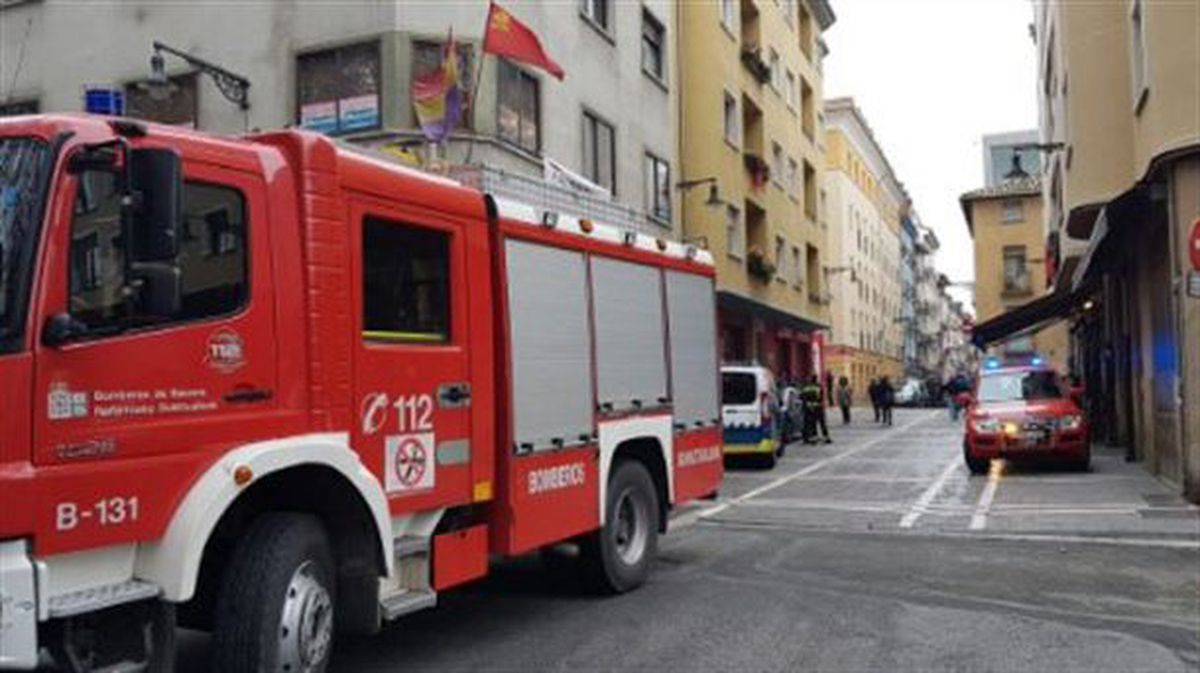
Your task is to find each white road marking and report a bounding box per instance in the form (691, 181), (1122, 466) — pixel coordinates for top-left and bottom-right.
(969, 468), (1002, 531)
(899, 458), (961, 529)
(671, 411), (937, 530)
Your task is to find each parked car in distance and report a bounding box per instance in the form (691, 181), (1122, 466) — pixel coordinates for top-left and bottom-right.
(721, 365), (783, 468)
(895, 378), (928, 407)
(962, 361), (1090, 475)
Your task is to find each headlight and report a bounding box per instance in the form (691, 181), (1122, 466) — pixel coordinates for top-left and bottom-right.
(971, 418), (1001, 433)
(1058, 415), (1084, 431)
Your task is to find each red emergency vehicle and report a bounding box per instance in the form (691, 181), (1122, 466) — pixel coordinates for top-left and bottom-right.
(0, 116), (723, 672)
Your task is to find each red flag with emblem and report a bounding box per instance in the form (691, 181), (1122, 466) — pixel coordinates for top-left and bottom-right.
(482, 1), (565, 80)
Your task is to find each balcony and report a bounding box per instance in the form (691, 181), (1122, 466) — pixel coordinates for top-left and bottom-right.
(740, 47), (771, 85)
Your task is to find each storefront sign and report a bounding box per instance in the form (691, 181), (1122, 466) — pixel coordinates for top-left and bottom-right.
(339, 94), (379, 132)
(300, 101), (338, 134)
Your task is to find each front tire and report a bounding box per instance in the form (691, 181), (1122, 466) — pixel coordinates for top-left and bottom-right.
(964, 442), (990, 475)
(581, 460), (660, 594)
(212, 513), (336, 673)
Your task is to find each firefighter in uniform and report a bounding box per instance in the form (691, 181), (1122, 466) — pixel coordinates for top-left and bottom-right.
(800, 375), (832, 444)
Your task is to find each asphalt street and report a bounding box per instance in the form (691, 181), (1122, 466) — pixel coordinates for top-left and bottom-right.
(181, 407), (1200, 672)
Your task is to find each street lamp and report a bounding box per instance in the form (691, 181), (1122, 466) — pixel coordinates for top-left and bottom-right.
(143, 41), (251, 116)
(676, 177), (726, 209)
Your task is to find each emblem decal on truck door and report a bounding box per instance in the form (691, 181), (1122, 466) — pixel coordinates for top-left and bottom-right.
(385, 433), (436, 493)
(204, 328), (246, 373)
(47, 383), (89, 420)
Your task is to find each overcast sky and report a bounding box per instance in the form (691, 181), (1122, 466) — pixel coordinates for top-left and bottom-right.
(823, 0), (1039, 311)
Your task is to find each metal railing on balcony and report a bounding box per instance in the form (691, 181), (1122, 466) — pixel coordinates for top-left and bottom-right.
(1002, 272), (1033, 296)
(449, 164), (668, 237)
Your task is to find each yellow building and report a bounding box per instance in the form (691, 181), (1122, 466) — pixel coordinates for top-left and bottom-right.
(960, 177), (1068, 371)
(822, 98), (905, 399)
(1031, 0), (1199, 500)
(678, 0), (834, 379)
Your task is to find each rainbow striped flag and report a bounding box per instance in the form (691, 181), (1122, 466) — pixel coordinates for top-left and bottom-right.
(412, 30), (464, 142)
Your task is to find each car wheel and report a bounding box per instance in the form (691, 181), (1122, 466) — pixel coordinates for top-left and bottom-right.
(212, 513), (336, 673)
(581, 460), (660, 594)
(963, 443), (989, 476)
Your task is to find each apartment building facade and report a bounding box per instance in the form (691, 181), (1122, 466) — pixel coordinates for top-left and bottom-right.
(0, 0), (680, 236)
(961, 174), (1069, 372)
(678, 0), (834, 379)
(823, 97), (904, 399)
(1031, 0), (1198, 500)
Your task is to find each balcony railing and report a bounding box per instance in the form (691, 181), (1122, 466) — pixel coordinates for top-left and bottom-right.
(1002, 273), (1033, 296)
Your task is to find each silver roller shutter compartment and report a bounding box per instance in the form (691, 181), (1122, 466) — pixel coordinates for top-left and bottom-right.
(590, 256), (668, 413)
(666, 272), (719, 428)
(505, 240), (595, 452)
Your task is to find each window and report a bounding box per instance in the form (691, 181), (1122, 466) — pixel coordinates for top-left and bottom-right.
(723, 91), (739, 145)
(774, 236), (786, 280)
(768, 48), (781, 92)
(725, 205), (744, 259)
(771, 143), (784, 186)
(1001, 199), (1024, 223)
(800, 77), (814, 138)
(0, 99), (39, 117)
(799, 4), (814, 60)
(803, 160), (817, 220)
(785, 70), (797, 110)
(125, 73), (198, 127)
(412, 40), (474, 130)
(581, 0), (610, 33)
(362, 218), (450, 343)
(1129, 0), (1149, 112)
(644, 153), (671, 223)
(721, 0), (737, 32)
(1003, 245), (1029, 293)
(806, 244), (820, 297)
(582, 110), (616, 194)
(498, 60), (540, 153)
(791, 245), (802, 287)
(297, 41), (381, 135)
(784, 0), (796, 26)
(69, 172), (248, 333)
(787, 158), (799, 197)
(641, 10), (666, 82)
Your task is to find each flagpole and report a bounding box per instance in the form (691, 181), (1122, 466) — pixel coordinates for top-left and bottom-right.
(464, 1), (494, 166)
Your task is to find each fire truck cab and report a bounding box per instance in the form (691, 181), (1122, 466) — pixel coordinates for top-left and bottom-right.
(0, 116), (722, 672)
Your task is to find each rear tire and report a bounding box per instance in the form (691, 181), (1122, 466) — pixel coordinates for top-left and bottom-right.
(212, 513), (336, 673)
(581, 460), (660, 594)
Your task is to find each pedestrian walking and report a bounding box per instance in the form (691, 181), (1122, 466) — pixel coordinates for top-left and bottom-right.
(879, 376), (895, 426)
(868, 378), (882, 423)
(837, 376), (853, 425)
(801, 375), (831, 443)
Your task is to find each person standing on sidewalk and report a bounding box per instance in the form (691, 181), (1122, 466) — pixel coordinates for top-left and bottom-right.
(836, 376), (853, 425)
(878, 376), (895, 426)
(801, 375), (832, 443)
(868, 378), (882, 423)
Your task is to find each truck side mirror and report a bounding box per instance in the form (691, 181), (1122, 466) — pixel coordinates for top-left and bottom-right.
(130, 261), (183, 318)
(128, 147), (182, 262)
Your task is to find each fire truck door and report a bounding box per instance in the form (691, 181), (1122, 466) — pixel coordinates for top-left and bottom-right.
(350, 201), (474, 511)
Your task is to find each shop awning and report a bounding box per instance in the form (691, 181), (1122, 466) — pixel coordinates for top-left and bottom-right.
(971, 283), (1095, 348)
(717, 290), (828, 334)
(1071, 187), (1147, 290)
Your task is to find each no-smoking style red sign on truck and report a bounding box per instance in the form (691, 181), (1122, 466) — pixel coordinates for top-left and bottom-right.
(0, 115), (723, 671)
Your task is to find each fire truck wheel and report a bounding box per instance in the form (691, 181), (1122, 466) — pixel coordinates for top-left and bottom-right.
(212, 513), (336, 673)
(582, 459), (660, 594)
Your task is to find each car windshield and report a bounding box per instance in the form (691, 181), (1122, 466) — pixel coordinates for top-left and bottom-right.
(0, 137), (51, 351)
(722, 372), (757, 405)
(977, 370), (1063, 403)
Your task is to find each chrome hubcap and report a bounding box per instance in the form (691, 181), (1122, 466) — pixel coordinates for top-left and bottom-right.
(613, 488), (649, 566)
(278, 561), (333, 673)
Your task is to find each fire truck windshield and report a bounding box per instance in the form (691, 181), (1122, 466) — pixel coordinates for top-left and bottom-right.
(0, 137), (51, 353)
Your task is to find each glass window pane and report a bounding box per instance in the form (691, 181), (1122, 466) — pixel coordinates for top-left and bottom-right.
(362, 218), (450, 343)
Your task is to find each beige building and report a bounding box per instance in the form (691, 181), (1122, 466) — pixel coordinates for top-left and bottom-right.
(823, 97), (904, 399)
(1030, 0), (1199, 501)
(960, 175), (1068, 371)
(678, 0), (834, 378)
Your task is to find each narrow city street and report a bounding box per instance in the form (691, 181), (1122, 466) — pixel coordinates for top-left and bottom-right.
(174, 408), (1200, 672)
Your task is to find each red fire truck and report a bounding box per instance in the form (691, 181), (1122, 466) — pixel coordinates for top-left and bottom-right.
(0, 116), (723, 672)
